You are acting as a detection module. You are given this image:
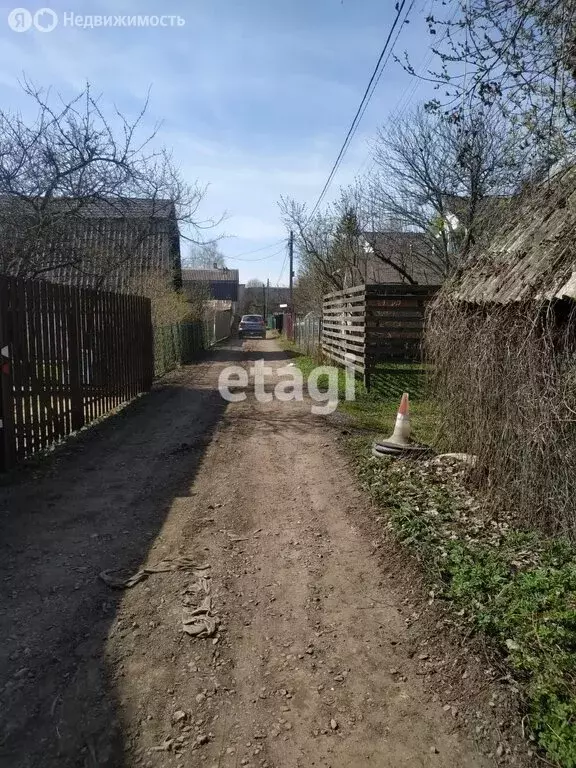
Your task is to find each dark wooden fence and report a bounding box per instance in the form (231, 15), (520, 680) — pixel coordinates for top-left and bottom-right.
(0, 275), (153, 469)
(322, 283), (439, 388)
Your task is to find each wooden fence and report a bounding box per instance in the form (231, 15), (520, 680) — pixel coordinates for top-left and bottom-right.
(0, 275), (153, 469)
(322, 283), (439, 388)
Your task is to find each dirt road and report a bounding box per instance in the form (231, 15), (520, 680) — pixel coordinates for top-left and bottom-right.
(0, 337), (490, 768)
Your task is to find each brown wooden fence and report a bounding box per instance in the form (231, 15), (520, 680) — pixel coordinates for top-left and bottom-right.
(322, 283), (439, 389)
(0, 275), (153, 469)
(322, 285), (367, 376)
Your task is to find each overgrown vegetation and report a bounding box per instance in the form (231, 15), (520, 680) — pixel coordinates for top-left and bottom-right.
(355, 451), (576, 767)
(427, 294), (576, 537)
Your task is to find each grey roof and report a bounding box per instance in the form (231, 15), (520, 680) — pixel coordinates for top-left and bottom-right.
(0, 195), (180, 292)
(452, 166), (576, 303)
(362, 231), (446, 285)
(0, 195), (177, 219)
(182, 268), (239, 283)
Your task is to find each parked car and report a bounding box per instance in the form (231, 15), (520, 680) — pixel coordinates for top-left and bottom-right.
(238, 314), (266, 339)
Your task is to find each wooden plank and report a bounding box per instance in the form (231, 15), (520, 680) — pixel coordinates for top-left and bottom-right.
(323, 300), (366, 312)
(322, 346), (365, 373)
(67, 286), (84, 432)
(12, 279), (27, 458)
(322, 345), (365, 364)
(44, 282), (59, 447)
(322, 329), (365, 346)
(27, 279), (42, 454)
(39, 281), (54, 448)
(323, 284), (366, 300)
(366, 298), (428, 311)
(367, 330), (423, 342)
(323, 302), (366, 312)
(322, 325), (365, 337)
(21, 280), (36, 457)
(56, 283), (70, 441)
(142, 297), (154, 390)
(322, 317), (365, 326)
(323, 342), (365, 355)
(0, 277), (16, 469)
(366, 283), (440, 296)
(365, 310), (426, 321)
(366, 321), (424, 332)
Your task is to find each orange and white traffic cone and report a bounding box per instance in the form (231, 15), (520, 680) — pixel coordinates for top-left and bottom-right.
(388, 392), (411, 447)
(373, 392), (422, 458)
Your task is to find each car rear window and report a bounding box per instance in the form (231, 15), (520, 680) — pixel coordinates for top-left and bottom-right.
(242, 315), (263, 322)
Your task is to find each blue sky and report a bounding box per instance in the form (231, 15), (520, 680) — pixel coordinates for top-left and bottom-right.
(0, 0), (440, 283)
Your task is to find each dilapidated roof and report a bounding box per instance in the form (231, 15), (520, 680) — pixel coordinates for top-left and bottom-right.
(452, 166), (576, 304)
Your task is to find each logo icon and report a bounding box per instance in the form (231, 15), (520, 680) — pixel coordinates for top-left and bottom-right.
(7, 8), (32, 31)
(33, 7), (57, 31)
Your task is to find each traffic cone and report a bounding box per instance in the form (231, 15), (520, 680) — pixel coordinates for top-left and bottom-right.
(372, 392), (426, 458)
(387, 391), (411, 447)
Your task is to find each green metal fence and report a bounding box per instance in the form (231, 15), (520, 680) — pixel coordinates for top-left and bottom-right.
(154, 321), (207, 378)
(153, 308), (233, 378)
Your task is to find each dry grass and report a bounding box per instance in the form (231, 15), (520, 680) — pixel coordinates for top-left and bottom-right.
(127, 270), (191, 326)
(426, 294), (576, 536)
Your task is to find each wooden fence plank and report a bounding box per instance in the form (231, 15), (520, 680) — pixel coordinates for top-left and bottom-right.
(0, 277), (16, 469)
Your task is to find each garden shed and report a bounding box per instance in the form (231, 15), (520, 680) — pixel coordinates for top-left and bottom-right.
(427, 165), (576, 536)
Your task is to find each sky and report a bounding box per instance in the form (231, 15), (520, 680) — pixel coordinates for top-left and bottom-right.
(0, 0), (442, 283)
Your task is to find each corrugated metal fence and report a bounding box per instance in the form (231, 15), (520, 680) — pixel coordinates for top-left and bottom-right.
(0, 275), (153, 469)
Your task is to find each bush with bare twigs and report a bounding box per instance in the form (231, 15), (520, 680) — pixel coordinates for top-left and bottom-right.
(426, 295), (576, 536)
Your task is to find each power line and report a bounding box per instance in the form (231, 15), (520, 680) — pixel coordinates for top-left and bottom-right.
(225, 241), (287, 262)
(308, 0), (411, 220)
(224, 238), (286, 261)
(354, 0), (460, 179)
(276, 243), (289, 286)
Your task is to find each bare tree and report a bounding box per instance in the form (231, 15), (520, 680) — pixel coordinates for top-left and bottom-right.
(367, 106), (530, 273)
(279, 190), (368, 298)
(406, 0), (576, 161)
(184, 242), (227, 269)
(0, 79), (213, 287)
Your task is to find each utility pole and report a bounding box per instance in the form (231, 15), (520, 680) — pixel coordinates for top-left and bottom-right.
(264, 278), (269, 320)
(288, 230), (294, 339)
(288, 230), (294, 308)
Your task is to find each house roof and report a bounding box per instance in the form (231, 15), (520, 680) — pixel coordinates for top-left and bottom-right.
(0, 195), (181, 291)
(182, 268), (239, 283)
(362, 231), (446, 284)
(450, 166), (576, 303)
(0, 195), (177, 219)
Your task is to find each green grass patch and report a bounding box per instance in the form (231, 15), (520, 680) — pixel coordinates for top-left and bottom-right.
(278, 338), (437, 443)
(354, 449), (576, 767)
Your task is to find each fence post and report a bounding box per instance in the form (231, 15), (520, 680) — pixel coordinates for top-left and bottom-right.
(0, 277), (15, 470)
(67, 289), (85, 432)
(143, 299), (154, 389)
